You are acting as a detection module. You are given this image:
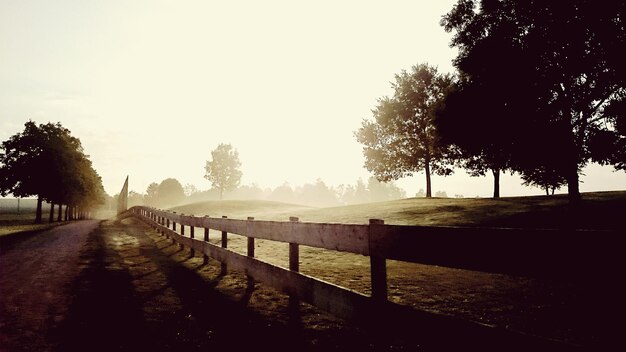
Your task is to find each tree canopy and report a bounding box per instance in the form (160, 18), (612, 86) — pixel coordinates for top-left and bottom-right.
(155, 178), (185, 207)
(355, 64), (456, 197)
(0, 121), (105, 222)
(204, 143), (242, 200)
(439, 0), (626, 201)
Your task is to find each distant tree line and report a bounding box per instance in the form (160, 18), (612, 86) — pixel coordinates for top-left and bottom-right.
(0, 121), (106, 223)
(356, 1), (625, 201)
(114, 176), (407, 209)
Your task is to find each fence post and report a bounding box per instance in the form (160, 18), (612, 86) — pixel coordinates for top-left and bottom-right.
(289, 217), (300, 272)
(180, 214), (185, 250)
(221, 216), (228, 248)
(221, 215), (228, 275)
(246, 216), (255, 288)
(247, 217), (255, 257)
(190, 221), (195, 257)
(166, 217), (170, 239)
(369, 219), (387, 302)
(288, 216), (301, 314)
(172, 212), (177, 244)
(203, 215), (210, 265)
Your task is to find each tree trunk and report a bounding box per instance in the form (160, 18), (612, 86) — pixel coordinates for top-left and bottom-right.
(492, 168), (500, 198)
(49, 203), (55, 223)
(57, 203), (63, 222)
(35, 196), (43, 224)
(425, 161), (432, 198)
(566, 166), (581, 203)
(545, 187), (550, 196)
(565, 124), (582, 204)
(64, 205), (69, 221)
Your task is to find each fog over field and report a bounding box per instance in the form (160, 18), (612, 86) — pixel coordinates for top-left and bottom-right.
(1, 0), (624, 200)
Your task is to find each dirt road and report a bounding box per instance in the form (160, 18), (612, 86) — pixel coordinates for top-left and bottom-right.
(0, 220), (100, 351)
(1, 218), (390, 351)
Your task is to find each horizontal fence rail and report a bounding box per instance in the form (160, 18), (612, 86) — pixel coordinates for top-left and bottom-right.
(127, 205), (621, 347)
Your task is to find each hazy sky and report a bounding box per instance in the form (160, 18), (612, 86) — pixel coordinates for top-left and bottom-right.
(1, 0), (624, 198)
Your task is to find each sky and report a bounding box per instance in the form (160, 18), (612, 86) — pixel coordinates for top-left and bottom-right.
(1, 0), (625, 199)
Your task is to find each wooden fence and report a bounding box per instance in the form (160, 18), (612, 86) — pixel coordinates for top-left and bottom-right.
(128, 205), (620, 349)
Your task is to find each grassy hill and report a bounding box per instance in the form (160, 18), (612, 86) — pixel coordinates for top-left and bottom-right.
(169, 191), (625, 230)
(169, 200), (314, 220)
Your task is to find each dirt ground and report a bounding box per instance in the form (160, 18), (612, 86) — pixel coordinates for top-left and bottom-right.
(1, 218), (418, 351)
(1, 217), (620, 351)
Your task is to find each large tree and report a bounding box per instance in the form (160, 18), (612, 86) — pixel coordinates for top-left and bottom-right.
(355, 64), (456, 197)
(440, 0), (626, 202)
(435, 81), (517, 198)
(0, 121), (105, 222)
(204, 143), (242, 200)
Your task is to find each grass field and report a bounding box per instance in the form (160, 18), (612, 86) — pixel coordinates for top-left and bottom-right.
(162, 191), (624, 346)
(0, 213), (62, 237)
(171, 191), (626, 230)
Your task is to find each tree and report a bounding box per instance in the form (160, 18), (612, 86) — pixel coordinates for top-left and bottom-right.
(297, 179), (339, 207)
(0, 121), (104, 223)
(435, 83), (514, 198)
(229, 184), (265, 200)
(267, 182), (296, 204)
(367, 177), (406, 202)
(183, 183), (199, 197)
(520, 166), (567, 196)
(337, 178), (370, 205)
(441, 0), (626, 202)
(144, 182), (159, 206)
(435, 190), (448, 198)
(355, 64), (456, 197)
(204, 143), (242, 200)
(156, 178), (185, 207)
(128, 191), (144, 207)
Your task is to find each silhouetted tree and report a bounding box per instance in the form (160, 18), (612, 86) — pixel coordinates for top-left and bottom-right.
(355, 64), (456, 197)
(435, 83), (513, 198)
(520, 166), (567, 196)
(204, 143), (242, 200)
(0, 121), (104, 222)
(441, 0), (626, 202)
(156, 178), (185, 207)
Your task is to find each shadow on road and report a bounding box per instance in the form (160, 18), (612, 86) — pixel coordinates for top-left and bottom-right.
(50, 220), (320, 352)
(47, 218), (595, 352)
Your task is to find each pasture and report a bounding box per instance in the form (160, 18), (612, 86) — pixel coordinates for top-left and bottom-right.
(0, 213), (60, 238)
(171, 191), (625, 229)
(161, 191), (624, 346)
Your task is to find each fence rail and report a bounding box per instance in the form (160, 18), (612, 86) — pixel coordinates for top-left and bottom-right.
(128, 205), (620, 346)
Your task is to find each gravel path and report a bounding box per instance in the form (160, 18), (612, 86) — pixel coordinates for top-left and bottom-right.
(0, 220), (100, 351)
